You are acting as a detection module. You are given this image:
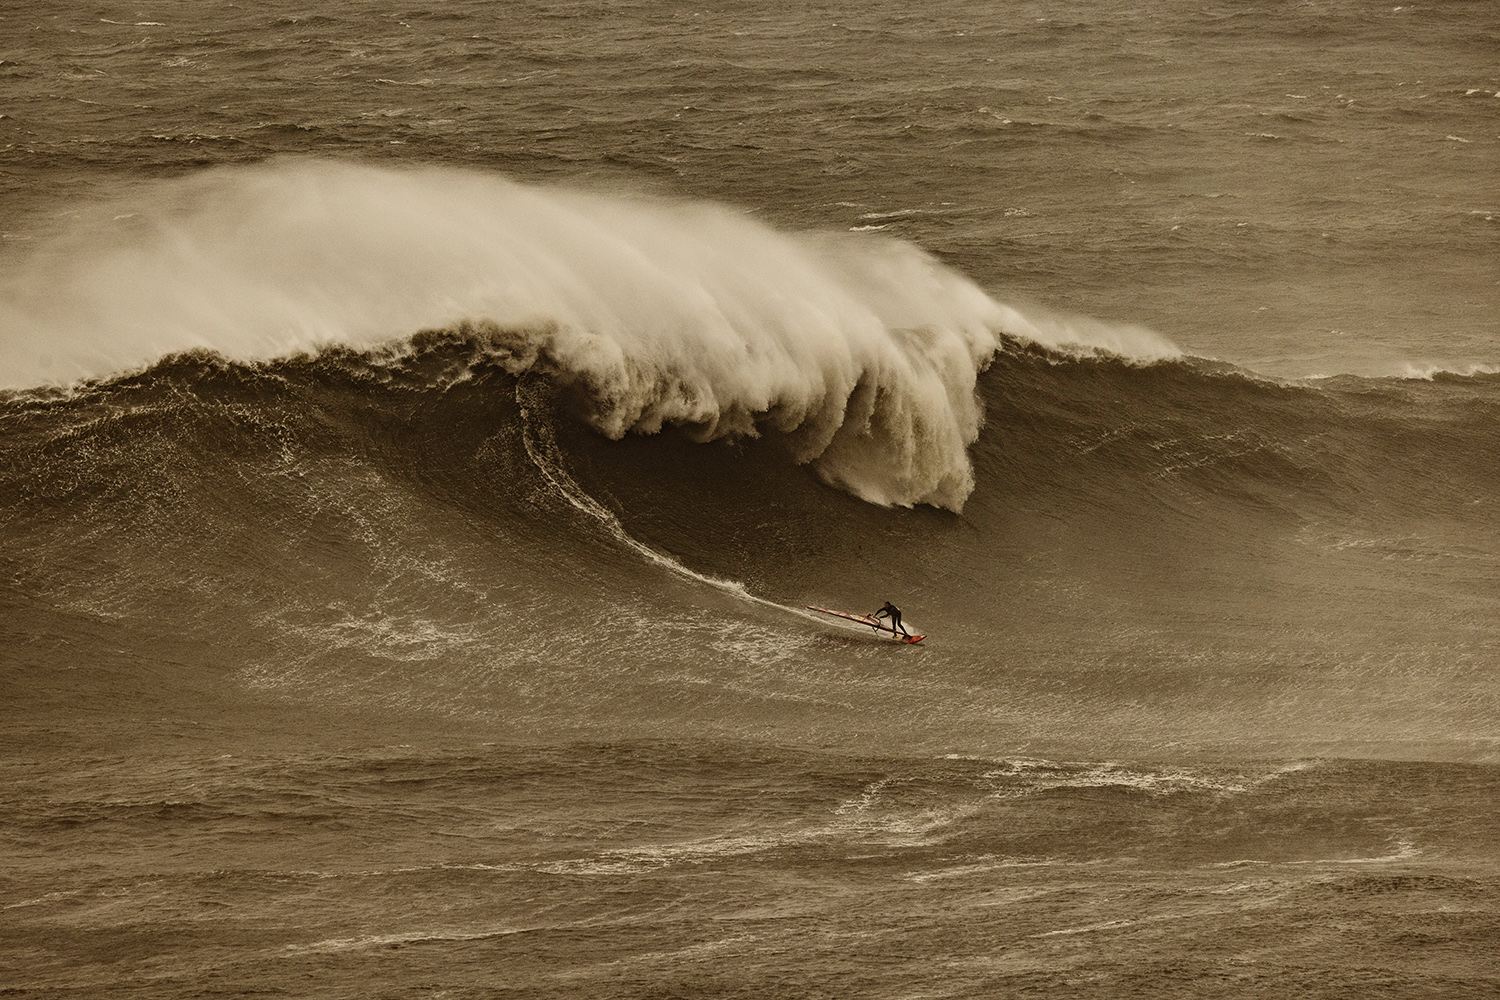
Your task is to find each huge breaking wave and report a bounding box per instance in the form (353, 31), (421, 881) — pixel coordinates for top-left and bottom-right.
(7, 330), (1500, 752)
(0, 158), (1177, 510)
(10, 159), (1500, 751)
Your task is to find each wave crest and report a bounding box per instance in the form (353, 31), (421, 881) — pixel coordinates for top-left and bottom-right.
(0, 159), (1177, 508)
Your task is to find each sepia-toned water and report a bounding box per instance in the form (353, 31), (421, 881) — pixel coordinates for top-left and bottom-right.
(3, 1), (1499, 996)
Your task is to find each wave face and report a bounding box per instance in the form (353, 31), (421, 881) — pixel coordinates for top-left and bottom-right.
(7, 327), (1500, 757)
(3, 160), (1159, 509)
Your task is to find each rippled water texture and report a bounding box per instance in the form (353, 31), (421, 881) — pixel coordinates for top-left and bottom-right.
(3, 1), (1500, 997)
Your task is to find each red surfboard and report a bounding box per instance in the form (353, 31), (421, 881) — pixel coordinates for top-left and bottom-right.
(805, 605), (925, 644)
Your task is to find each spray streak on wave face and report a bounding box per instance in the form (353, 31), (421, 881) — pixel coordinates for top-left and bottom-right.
(0, 159), (1177, 510)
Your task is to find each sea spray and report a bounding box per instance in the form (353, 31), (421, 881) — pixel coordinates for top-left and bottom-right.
(0, 159), (1174, 508)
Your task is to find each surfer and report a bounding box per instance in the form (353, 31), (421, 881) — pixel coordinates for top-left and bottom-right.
(873, 601), (910, 638)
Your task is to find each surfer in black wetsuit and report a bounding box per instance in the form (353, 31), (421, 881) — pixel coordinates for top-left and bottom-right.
(873, 601), (910, 638)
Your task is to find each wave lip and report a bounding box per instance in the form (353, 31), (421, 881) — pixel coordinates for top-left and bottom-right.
(0, 159), (1064, 508)
(1, 159), (1190, 508)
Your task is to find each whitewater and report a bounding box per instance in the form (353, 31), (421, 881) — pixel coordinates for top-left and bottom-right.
(1, 160), (1178, 509)
(3, 1), (1499, 998)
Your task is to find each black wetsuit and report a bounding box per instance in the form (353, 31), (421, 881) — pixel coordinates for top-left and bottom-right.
(874, 602), (909, 637)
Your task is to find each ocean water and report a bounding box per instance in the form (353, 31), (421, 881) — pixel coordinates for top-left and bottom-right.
(3, 1), (1500, 997)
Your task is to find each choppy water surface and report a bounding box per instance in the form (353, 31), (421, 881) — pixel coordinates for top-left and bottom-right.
(3, 1), (1499, 996)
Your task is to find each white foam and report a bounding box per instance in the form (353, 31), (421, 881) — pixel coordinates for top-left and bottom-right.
(905, 855), (1063, 882)
(982, 758), (1249, 796)
(0, 159), (1178, 510)
(284, 924), (530, 954)
(533, 831), (798, 875)
(1288, 838), (1422, 866)
(830, 777), (991, 844)
(1395, 361), (1500, 380)
(1031, 918), (1136, 937)
(995, 303), (1182, 364)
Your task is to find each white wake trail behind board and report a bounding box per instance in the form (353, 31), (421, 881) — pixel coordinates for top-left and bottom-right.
(515, 380), (826, 627)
